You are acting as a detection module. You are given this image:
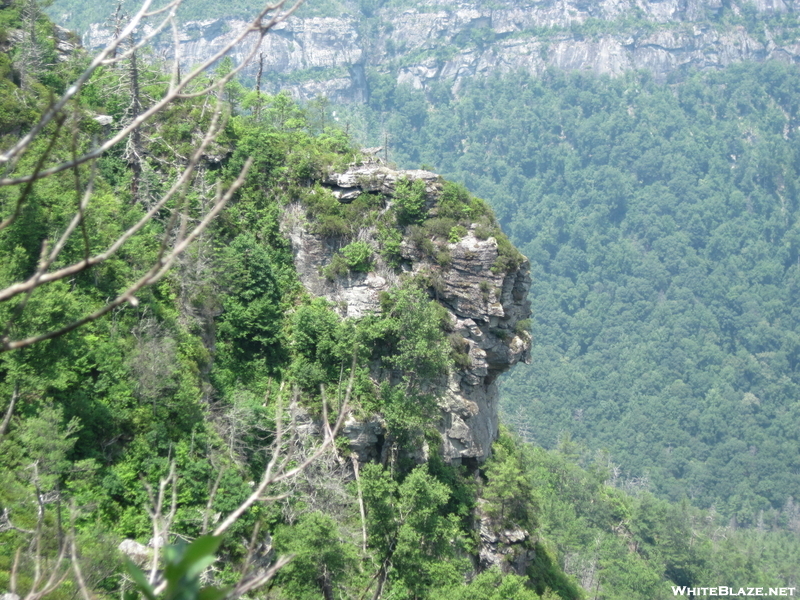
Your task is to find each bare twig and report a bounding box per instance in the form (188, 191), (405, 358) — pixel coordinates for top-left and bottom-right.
(212, 394), (349, 538)
(0, 383), (18, 443)
(0, 100), (226, 305)
(352, 455), (368, 554)
(0, 0), (302, 186)
(0, 156), (253, 351)
(144, 462), (178, 584)
(0, 0), (167, 172)
(71, 537), (94, 600)
(0, 0), (306, 353)
(233, 555), (293, 597)
(201, 468), (225, 535)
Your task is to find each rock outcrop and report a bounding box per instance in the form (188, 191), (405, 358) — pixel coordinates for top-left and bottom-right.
(478, 513), (536, 575)
(83, 0), (800, 103)
(282, 163), (531, 464)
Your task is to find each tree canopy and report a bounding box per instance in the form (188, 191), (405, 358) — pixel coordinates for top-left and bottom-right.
(356, 61), (800, 522)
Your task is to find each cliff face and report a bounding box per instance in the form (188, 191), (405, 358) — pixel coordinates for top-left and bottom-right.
(282, 163), (531, 464)
(85, 0), (800, 102)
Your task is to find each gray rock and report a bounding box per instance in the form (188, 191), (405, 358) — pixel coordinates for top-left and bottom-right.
(82, 0), (800, 103)
(477, 512), (534, 575)
(118, 538), (151, 563)
(282, 163), (531, 464)
(54, 25), (78, 61)
(323, 164), (440, 197)
(343, 416), (384, 462)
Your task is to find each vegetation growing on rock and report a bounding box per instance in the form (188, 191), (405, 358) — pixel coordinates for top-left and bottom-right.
(3, 1), (800, 597)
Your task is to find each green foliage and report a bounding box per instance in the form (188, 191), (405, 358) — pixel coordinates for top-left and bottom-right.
(287, 297), (355, 393)
(216, 233), (287, 366)
(341, 240), (374, 271)
(322, 252), (350, 280)
(430, 568), (546, 600)
(394, 177), (428, 225)
(527, 541), (586, 600)
(374, 284), (451, 379)
(501, 434), (799, 600)
(272, 512), (357, 599)
(515, 318), (532, 336)
(304, 185), (385, 239)
(377, 222), (403, 266)
(17, 402), (82, 491)
(448, 225), (467, 243)
(0, 42), (374, 596)
(356, 284), (453, 432)
(358, 60), (800, 520)
(361, 463), (468, 597)
(483, 430), (536, 530)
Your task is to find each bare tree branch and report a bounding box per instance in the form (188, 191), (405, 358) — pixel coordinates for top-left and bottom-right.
(0, 0), (304, 353)
(0, 0), (302, 187)
(0, 152), (252, 351)
(0, 383), (18, 443)
(144, 462), (178, 585)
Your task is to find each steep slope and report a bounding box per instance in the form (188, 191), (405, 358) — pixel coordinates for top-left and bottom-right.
(74, 0), (800, 102)
(356, 61), (800, 523)
(4, 7), (800, 596)
(285, 162), (531, 463)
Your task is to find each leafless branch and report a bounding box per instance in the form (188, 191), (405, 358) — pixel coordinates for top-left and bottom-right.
(201, 467), (225, 535)
(70, 531), (94, 600)
(0, 383), (18, 443)
(232, 555), (293, 597)
(0, 0), (303, 353)
(0, 98), (226, 304)
(144, 462), (178, 584)
(352, 455), (368, 554)
(0, 0), (302, 186)
(120, 379), (352, 598)
(0, 0), (165, 172)
(0, 154), (253, 351)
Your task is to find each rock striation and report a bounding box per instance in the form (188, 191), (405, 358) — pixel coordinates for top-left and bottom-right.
(282, 162), (531, 464)
(83, 0), (800, 103)
(478, 512), (536, 575)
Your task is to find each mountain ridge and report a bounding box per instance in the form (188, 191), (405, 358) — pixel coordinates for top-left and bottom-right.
(71, 0), (800, 104)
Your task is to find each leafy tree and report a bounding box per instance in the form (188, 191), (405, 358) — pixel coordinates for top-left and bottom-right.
(430, 567), (547, 600)
(272, 512), (357, 600)
(483, 430), (536, 529)
(361, 463), (467, 597)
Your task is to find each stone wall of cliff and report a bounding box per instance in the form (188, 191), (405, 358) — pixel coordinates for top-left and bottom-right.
(85, 0), (800, 103)
(281, 162), (531, 464)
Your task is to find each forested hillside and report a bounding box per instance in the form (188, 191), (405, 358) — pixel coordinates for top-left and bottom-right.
(4, 0), (800, 598)
(352, 62), (800, 523)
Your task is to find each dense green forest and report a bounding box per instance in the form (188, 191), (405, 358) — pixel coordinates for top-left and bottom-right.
(3, 0), (800, 598)
(0, 4), (537, 594)
(351, 62), (800, 524)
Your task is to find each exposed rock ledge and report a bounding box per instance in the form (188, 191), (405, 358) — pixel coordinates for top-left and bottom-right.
(478, 513), (536, 575)
(282, 163), (531, 464)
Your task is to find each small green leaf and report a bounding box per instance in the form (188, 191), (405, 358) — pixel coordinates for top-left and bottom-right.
(180, 535), (223, 580)
(123, 558), (157, 600)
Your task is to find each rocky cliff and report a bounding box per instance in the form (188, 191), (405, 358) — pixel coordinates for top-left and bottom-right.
(282, 162), (531, 464)
(83, 0), (800, 102)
